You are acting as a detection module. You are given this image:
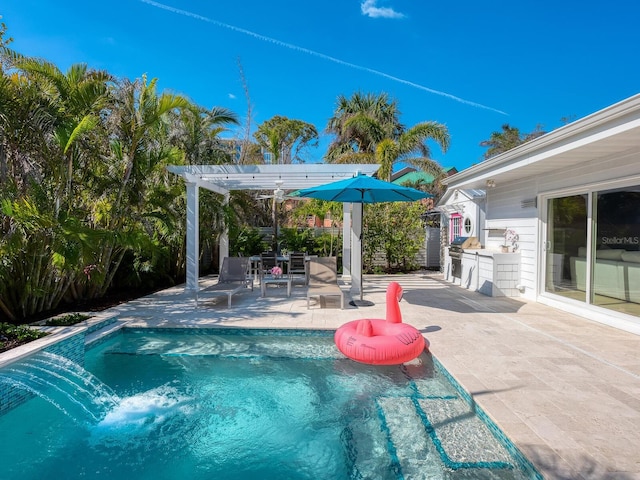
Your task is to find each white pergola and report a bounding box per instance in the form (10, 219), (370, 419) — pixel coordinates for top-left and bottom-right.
(166, 164), (380, 296)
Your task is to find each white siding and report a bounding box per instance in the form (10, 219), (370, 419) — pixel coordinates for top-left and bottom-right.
(484, 149), (640, 299)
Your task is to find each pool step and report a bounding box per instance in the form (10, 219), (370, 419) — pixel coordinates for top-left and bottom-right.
(415, 396), (515, 471)
(376, 395), (518, 479)
(377, 396), (446, 479)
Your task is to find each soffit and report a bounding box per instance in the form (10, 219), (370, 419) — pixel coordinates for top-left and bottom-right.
(444, 94), (640, 190)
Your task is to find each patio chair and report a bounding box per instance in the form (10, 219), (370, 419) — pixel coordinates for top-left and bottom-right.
(307, 257), (345, 309)
(287, 251), (308, 285)
(199, 257), (252, 307)
(258, 251), (278, 283)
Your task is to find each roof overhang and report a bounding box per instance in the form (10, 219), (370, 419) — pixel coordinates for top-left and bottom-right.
(443, 94), (640, 191)
(167, 164), (381, 195)
(439, 188), (486, 206)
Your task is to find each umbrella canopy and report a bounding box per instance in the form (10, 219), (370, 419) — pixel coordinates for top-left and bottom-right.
(295, 173), (432, 306)
(295, 174), (430, 204)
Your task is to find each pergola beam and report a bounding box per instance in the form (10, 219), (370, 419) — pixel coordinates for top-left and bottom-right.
(167, 164), (380, 294)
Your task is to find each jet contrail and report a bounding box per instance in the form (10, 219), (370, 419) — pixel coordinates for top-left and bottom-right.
(141, 0), (507, 115)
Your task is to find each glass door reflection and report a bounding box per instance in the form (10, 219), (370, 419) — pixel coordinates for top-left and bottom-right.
(545, 194), (588, 301)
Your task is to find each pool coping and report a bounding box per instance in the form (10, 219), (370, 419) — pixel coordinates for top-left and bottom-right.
(0, 312), (120, 368)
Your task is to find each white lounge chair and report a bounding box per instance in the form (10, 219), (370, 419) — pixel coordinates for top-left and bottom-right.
(307, 257), (345, 309)
(199, 257), (252, 307)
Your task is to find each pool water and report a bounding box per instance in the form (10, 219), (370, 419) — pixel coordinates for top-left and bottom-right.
(0, 329), (539, 479)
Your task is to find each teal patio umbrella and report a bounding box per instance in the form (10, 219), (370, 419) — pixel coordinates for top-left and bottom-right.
(295, 173), (432, 306)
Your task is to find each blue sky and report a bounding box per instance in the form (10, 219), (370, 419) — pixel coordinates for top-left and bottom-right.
(3, 1), (639, 172)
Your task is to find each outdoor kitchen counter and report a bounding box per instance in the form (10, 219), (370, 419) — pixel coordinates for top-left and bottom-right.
(456, 249), (521, 297)
(460, 248), (519, 256)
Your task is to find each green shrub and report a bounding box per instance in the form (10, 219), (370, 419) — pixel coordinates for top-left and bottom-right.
(0, 322), (48, 352)
(363, 202), (425, 273)
(44, 313), (91, 326)
(279, 228), (316, 253)
(230, 226), (267, 256)
(309, 232), (342, 257)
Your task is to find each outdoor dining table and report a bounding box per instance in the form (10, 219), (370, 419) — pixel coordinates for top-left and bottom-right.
(248, 254), (315, 283)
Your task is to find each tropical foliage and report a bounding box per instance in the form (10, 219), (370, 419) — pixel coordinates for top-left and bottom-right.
(479, 123), (546, 159)
(0, 43), (240, 322)
(0, 322), (48, 353)
(253, 115), (318, 164)
(0, 26), (443, 324)
(325, 91), (450, 181)
(363, 202), (425, 272)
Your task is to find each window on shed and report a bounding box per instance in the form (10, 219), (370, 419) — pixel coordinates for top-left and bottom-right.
(463, 216), (473, 235)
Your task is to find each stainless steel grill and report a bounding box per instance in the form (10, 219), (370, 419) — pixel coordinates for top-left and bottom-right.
(449, 236), (480, 278)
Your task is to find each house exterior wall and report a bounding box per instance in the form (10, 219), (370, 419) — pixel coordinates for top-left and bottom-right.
(484, 177), (539, 298)
(485, 149), (640, 301)
(439, 94), (640, 334)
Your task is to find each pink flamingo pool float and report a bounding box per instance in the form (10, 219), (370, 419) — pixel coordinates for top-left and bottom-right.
(334, 281), (427, 365)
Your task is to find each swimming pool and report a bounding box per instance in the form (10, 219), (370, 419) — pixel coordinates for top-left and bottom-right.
(0, 328), (540, 479)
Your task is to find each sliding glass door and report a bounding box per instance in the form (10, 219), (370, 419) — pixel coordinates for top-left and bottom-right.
(544, 194), (588, 300)
(543, 184), (640, 318)
(591, 186), (640, 314)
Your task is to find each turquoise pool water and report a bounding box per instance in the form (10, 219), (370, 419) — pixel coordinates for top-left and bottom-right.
(0, 329), (540, 479)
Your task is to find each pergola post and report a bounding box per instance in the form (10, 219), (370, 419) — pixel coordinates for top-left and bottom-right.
(342, 203), (351, 281)
(166, 164), (380, 296)
(219, 193), (230, 271)
(185, 181), (199, 293)
(350, 203), (362, 297)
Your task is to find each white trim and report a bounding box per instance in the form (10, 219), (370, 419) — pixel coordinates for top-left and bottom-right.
(538, 173), (640, 199)
(444, 94), (640, 189)
(342, 203), (352, 280)
(538, 294), (640, 336)
(168, 164), (380, 191)
(536, 180), (640, 334)
(185, 182), (199, 293)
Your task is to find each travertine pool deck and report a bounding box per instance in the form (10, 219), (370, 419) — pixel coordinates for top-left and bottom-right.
(105, 272), (640, 480)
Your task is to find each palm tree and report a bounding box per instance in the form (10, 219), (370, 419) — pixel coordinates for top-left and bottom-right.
(168, 104), (239, 165)
(254, 115), (318, 164)
(325, 91), (400, 163)
(480, 123), (545, 159)
(166, 102), (244, 273)
(375, 121), (449, 181)
(9, 56), (111, 211)
(0, 50), (114, 318)
(84, 75), (190, 296)
(105, 75), (189, 214)
(326, 91), (449, 181)
(0, 67), (53, 190)
(1, 41), (251, 319)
